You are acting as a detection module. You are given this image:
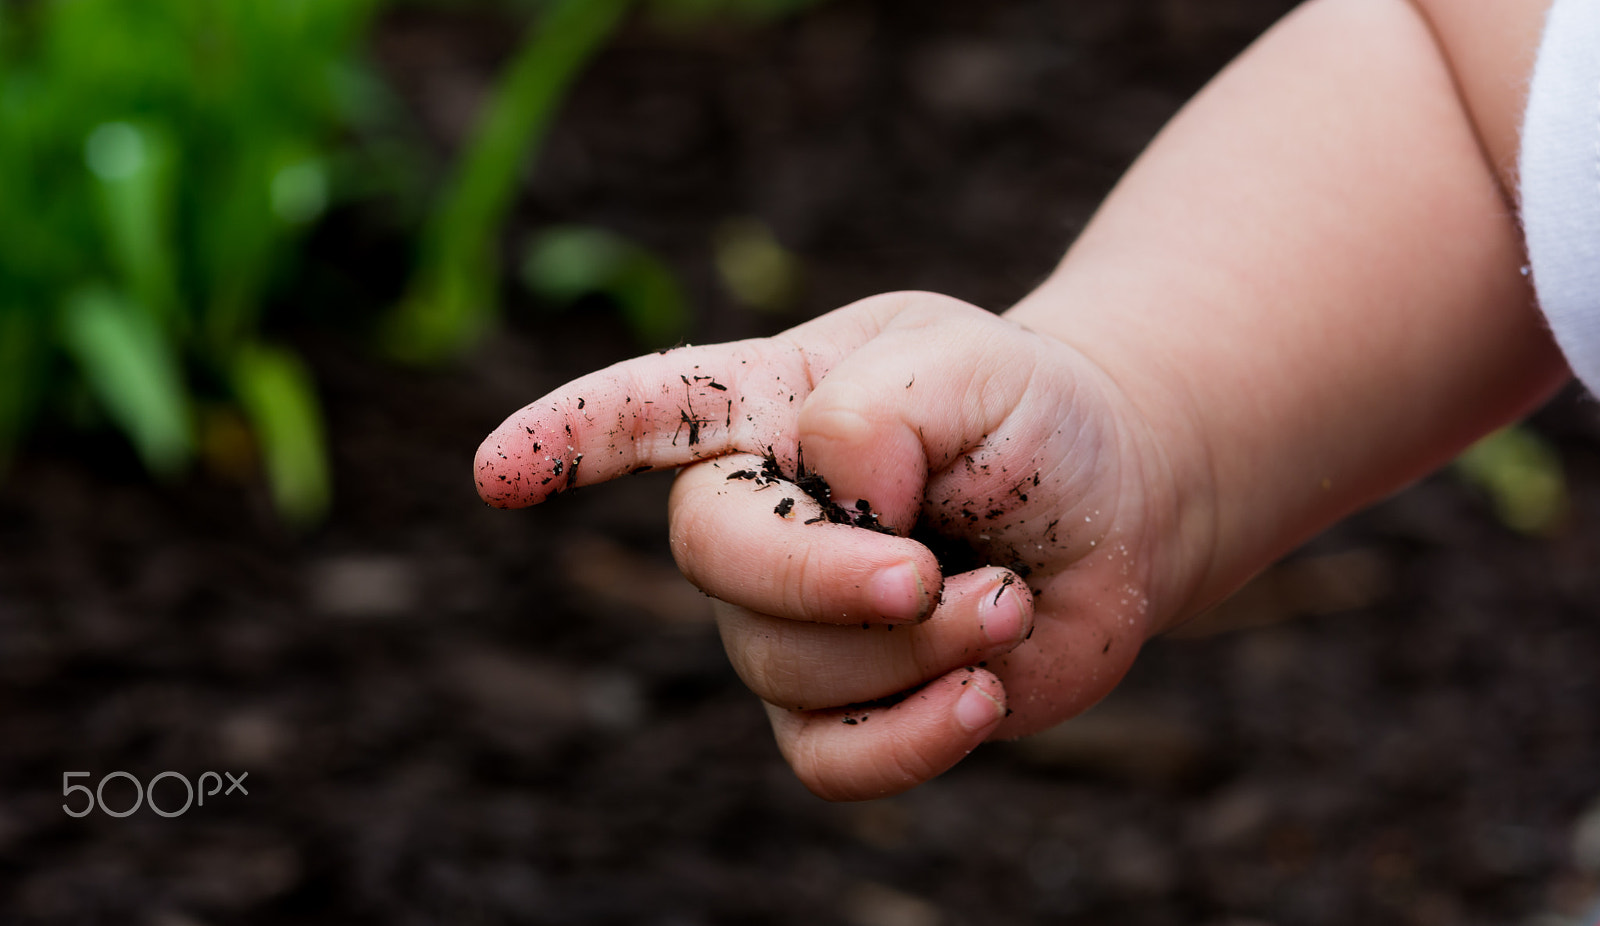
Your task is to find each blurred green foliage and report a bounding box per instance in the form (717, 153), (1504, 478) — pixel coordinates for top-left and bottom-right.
(388, 0), (827, 362)
(0, 0), (380, 523)
(712, 217), (802, 313)
(521, 226), (690, 347)
(0, 0), (825, 523)
(1455, 425), (1569, 536)
(385, 0), (633, 363)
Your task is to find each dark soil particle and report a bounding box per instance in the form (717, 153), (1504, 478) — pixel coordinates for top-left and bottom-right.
(790, 463), (892, 533)
(773, 497), (795, 518)
(676, 409), (703, 446)
(909, 521), (984, 575)
(732, 449), (897, 534)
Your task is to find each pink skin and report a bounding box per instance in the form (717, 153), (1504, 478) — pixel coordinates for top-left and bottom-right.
(476, 292), (1187, 800)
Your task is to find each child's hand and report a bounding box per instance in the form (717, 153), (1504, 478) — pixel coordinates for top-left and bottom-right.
(477, 292), (1201, 800)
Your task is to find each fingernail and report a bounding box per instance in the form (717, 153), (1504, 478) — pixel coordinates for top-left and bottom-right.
(868, 561), (926, 622)
(955, 683), (1003, 732)
(980, 581), (1027, 646)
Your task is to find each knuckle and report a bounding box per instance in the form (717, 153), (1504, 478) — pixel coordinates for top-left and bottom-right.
(727, 624), (802, 706)
(797, 390), (876, 449)
(776, 541), (832, 623)
(787, 737), (844, 800)
(906, 625), (963, 679)
(781, 712), (945, 802)
(882, 734), (943, 788)
(789, 733), (882, 803)
(872, 289), (974, 318)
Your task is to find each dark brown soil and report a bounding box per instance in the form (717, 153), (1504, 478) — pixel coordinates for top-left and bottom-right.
(6, 1), (1600, 924)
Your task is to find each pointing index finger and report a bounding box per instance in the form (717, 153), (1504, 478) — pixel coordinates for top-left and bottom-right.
(475, 339), (812, 508)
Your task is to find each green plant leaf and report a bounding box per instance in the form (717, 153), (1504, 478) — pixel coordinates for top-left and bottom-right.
(231, 343), (331, 527)
(0, 0), (376, 526)
(270, 157), (330, 225)
(521, 225), (690, 347)
(1454, 425), (1569, 536)
(86, 120), (184, 334)
(386, 0), (634, 363)
(58, 287), (194, 476)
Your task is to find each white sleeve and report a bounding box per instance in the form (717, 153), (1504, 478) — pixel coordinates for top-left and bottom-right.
(1520, 0), (1600, 393)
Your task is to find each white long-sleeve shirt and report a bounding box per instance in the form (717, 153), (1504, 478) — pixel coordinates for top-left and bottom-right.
(1522, 0), (1600, 391)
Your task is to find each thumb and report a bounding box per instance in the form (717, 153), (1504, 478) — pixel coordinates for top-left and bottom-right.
(796, 293), (1043, 534)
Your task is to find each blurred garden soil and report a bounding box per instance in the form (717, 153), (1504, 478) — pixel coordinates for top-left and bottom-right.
(6, 1), (1600, 924)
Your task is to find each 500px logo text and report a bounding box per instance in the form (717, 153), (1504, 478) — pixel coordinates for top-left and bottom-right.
(62, 771), (249, 818)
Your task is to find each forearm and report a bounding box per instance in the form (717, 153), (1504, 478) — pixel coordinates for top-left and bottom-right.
(1006, 0), (1568, 622)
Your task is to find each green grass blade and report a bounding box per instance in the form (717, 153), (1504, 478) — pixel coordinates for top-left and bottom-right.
(58, 287), (194, 476)
(231, 343), (332, 527)
(386, 0), (633, 363)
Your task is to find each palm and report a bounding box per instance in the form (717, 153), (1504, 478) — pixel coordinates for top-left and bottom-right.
(477, 292), (1174, 794)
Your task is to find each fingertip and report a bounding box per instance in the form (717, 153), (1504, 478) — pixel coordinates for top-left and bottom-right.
(475, 409), (571, 508)
(953, 672), (1007, 733)
(866, 557), (941, 623)
(978, 571), (1033, 648)
(474, 431), (523, 508)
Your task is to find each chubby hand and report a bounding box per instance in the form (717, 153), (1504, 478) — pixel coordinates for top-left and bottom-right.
(476, 292), (1193, 800)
